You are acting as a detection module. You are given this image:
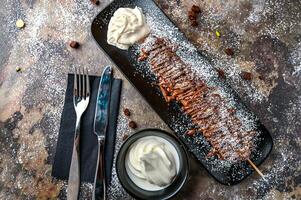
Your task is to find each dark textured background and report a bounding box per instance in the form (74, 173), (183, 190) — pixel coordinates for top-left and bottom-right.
(0, 0), (300, 199)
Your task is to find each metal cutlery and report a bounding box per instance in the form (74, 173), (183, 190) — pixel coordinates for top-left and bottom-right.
(92, 66), (113, 200)
(67, 67), (90, 200)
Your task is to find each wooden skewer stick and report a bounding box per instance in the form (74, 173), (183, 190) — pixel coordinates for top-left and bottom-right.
(247, 159), (264, 178)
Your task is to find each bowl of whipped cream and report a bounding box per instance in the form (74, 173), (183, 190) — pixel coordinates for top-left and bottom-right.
(116, 129), (189, 199)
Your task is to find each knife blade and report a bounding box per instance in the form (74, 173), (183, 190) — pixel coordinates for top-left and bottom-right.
(92, 66), (113, 200)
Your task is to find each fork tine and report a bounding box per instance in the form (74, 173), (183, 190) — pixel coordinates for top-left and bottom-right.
(81, 67), (84, 98)
(74, 67), (78, 97)
(78, 68), (82, 98)
(85, 67), (90, 97)
(82, 67), (86, 99)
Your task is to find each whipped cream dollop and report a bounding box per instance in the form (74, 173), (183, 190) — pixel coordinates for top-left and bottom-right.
(107, 7), (150, 50)
(126, 136), (177, 189)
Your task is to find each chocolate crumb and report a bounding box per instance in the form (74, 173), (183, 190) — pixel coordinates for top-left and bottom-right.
(191, 20), (198, 27)
(70, 41), (80, 49)
(188, 5), (202, 26)
(216, 69), (225, 78)
(241, 71), (252, 80)
(129, 121), (137, 129)
(186, 129), (196, 137)
(188, 10), (197, 20)
(224, 48), (234, 56)
(161, 3), (169, 10)
(123, 108), (131, 117)
(191, 5), (201, 13)
(123, 134), (129, 141)
(90, 0), (100, 5)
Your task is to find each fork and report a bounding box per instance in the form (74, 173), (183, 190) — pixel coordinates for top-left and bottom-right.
(67, 67), (90, 200)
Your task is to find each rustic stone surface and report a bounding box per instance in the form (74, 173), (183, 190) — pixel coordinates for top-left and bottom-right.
(0, 0), (300, 199)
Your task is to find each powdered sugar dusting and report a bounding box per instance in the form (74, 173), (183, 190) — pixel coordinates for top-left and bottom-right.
(132, 7), (263, 164)
(0, 0), (111, 198)
(107, 115), (133, 200)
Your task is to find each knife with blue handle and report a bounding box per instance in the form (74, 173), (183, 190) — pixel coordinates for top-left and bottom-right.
(92, 66), (112, 200)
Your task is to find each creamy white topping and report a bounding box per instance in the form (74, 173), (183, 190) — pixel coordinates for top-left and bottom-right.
(126, 136), (177, 189)
(107, 7), (150, 50)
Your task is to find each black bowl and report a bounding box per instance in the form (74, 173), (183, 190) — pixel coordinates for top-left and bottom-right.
(116, 129), (190, 200)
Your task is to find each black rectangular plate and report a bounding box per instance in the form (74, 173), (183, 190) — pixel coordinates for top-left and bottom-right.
(91, 0), (273, 185)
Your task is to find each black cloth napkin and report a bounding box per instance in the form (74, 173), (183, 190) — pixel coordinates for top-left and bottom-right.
(52, 74), (122, 183)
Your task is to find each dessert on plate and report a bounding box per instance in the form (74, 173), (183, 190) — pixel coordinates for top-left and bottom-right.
(107, 6), (258, 163)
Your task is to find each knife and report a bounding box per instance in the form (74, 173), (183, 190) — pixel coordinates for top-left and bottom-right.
(92, 66), (113, 200)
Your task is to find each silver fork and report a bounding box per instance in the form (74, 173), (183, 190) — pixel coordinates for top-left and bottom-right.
(67, 67), (90, 200)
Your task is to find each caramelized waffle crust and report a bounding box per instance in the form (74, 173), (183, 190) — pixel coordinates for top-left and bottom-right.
(139, 36), (256, 161)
